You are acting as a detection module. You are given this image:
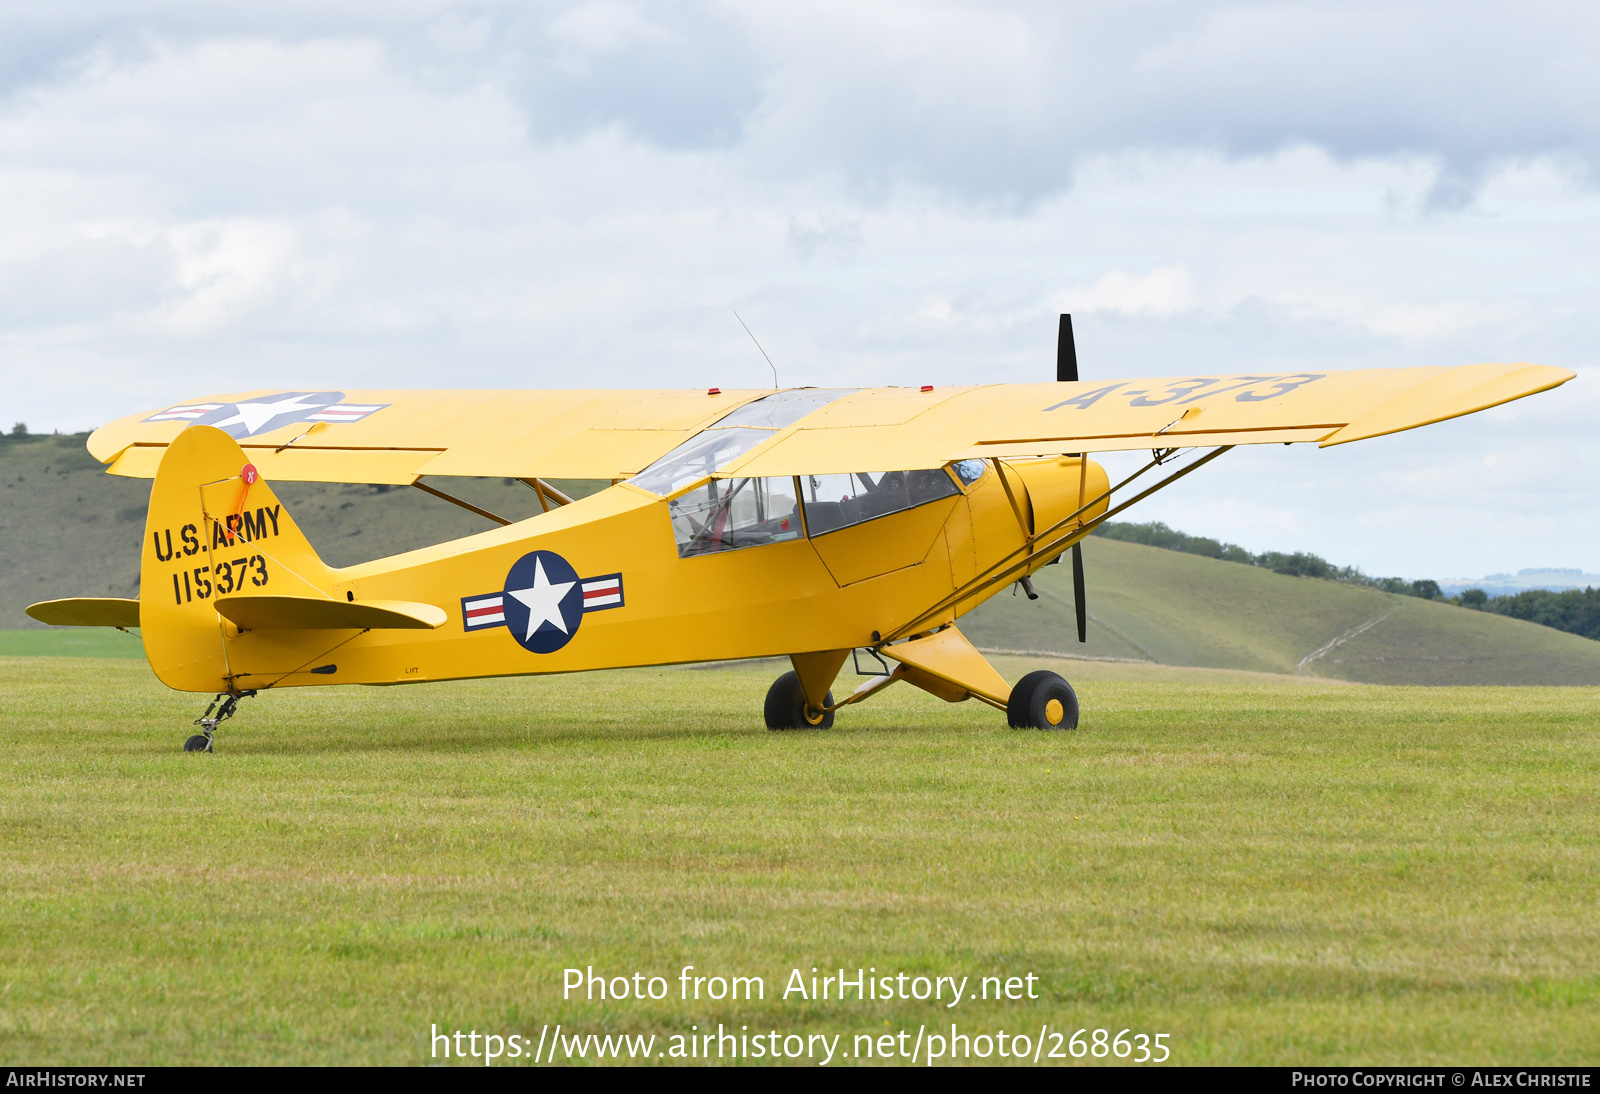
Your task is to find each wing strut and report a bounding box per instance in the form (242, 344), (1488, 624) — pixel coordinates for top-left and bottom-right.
(412, 480), (513, 526)
(518, 477), (574, 512)
(885, 444), (1234, 643)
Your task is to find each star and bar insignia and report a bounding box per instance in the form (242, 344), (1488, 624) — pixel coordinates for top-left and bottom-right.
(143, 391), (389, 439)
(462, 550), (624, 654)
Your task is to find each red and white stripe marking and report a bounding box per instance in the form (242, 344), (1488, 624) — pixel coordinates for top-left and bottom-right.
(461, 572), (622, 634)
(305, 405), (384, 423)
(146, 404), (223, 421)
(462, 594), (505, 629)
(581, 576), (623, 609)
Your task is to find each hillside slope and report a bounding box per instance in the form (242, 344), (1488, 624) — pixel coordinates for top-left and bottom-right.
(3, 434), (1597, 684)
(960, 538), (1600, 685)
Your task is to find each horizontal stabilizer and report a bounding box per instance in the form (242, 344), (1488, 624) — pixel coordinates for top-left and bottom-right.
(214, 595), (447, 631)
(25, 598), (141, 628)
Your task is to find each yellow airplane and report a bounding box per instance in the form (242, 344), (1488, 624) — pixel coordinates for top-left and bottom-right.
(25, 318), (1574, 750)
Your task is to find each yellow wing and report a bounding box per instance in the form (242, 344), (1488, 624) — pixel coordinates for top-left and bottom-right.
(87, 364), (1572, 485)
(722, 363), (1573, 477)
(88, 388), (773, 483)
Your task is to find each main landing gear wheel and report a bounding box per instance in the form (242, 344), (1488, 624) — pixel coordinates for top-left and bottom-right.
(1007, 670), (1079, 730)
(764, 670), (835, 730)
(183, 734), (212, 753)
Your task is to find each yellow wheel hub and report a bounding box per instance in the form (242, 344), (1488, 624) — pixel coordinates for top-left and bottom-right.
(1044, 698), (1065, 726)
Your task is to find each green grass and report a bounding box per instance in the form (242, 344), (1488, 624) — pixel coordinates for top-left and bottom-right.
(0, 628), (146, 659)
(2, 655), (1596, 1066)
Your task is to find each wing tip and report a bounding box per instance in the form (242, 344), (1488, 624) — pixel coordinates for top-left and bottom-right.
(1319, 364), (1576, 447)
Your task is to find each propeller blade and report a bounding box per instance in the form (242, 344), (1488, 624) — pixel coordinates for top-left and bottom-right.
(1072, 542), (1087, 643)
(1057, 313), (1078, 383)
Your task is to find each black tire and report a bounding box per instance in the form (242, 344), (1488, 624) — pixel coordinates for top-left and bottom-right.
(763, 670), (835, 730)
(183, 734), (212, 753)
(1006, 670), (1079, 730)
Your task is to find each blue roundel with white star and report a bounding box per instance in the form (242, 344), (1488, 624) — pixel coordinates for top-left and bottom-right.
(500, 550), (586, 654)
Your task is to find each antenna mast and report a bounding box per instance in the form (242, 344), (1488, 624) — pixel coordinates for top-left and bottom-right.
(734, 311), (780, 389)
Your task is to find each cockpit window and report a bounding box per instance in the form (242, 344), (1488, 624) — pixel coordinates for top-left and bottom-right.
(629, 389), (859, 497)
(629, 427), (771, 497)
(709, 388), (858, 430)
(952, 459), (987, 486)
(670, 477), (802, 557)
(800, 469), (959, 536)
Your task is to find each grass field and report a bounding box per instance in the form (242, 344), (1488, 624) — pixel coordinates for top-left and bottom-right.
(1, 654), (1596, 1066)
(0, 629), (146, 659)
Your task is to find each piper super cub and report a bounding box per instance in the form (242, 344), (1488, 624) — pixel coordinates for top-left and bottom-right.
(26, 317), (1573, 750)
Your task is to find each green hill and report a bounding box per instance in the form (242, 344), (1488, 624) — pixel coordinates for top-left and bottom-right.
(961, 537), (1600, 685)
(3, 432), (1597, 684)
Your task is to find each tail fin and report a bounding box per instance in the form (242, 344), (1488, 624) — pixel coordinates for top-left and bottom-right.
(142, 425), (332, 692)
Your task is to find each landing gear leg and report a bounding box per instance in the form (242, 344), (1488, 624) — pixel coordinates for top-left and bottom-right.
(183, 690), (256, 753)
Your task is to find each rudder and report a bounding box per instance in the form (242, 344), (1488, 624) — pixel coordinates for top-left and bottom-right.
(142, 426), (332, 692)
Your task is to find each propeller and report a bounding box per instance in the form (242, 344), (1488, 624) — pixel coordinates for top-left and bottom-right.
(1058, 313), (1087, 643)
(1057, 313), (1078, 382)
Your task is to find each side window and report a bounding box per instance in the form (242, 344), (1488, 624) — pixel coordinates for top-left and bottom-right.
(952, 459), (986, 486)
(670, 477), (802, 558)
(801, 469), (959, 536)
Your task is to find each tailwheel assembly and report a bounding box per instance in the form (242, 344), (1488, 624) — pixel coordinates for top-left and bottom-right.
(1007, 670), (1079, 730)
(184, 690), (256, 753)
(764, 670), (835, 730)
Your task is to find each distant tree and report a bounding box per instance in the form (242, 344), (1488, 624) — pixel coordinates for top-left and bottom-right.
(1094, 521), (1456, 606)
(1258, 551), (1338, 580)
(1456, 588), (1488, 609)
(10, 422), (24, 437)
(1487, 587), (1600, 640)
(1094, 521), (1251, 564)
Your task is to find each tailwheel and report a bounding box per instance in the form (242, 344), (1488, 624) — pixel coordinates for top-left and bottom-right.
(764, 670), (835, 731)
(1007, 670), (1079, 730)
(183, 690), (256, 752)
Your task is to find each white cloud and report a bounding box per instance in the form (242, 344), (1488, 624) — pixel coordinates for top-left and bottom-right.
(0, 2), (1597, 577)
(1060, 267), (1195, 317)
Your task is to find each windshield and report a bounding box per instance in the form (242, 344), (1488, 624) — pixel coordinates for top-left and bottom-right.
(629, 389), (858, 497)
(629, 427), (771, 497)
(710, 388), (857, 429)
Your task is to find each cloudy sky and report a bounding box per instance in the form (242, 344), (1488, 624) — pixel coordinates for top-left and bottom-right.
(3, 1), (1597, 579)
